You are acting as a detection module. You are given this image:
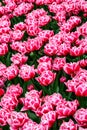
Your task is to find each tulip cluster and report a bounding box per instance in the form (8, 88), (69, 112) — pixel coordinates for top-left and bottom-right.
(0, 0), (87, 129)
(0, 87), (79, 129)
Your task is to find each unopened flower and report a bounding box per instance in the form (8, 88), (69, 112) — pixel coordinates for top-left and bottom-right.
(30, 9), (47, 19)
(63, 62), (80, 76)
(57, 43), (70, 56)
(59, 119), (78, 130)
(11, 53), (28, 66)
(79, 59), (87, 68)
(5, 64), (19, 80)
(74, 108), (87, 127)
(74, 82), (87, 97)
(52, 57), (66, 71)
(60, 76), (66, 83)
(0, 62), (6, 77)
(13, 22), (26, 31)
(0, 33), (10, 43)
(21, 119), (48, 130)
(27, 84), (34, 91)
(0, 43), (8, 56)
(19, 64), (35, 81)
(10, 30), (24, 41)
(41, 111), (57, 128)
(38, 15), (51, 27)
(36, 102), (53, 117)
(0, 94), (18, 110)
(10, 41), (27, 54)
(0, 108), (10, 126)
(53, 11), (66, 26)
(6, 84), (23, 97)
(0, 27), (11, 34)
(0, 88), (5, 97)
(60, 16), (81, 33)
(7, 111), (29, 129)
(65, 69), (87, 96)
(37, 56), (52, 64)
(36, 62), (52, 75)
(44, 43), (58, 56)
(70, 46), (85, 57)
(36, 70), (56, 86)
(42, 93), (63, 106)
(4, 2), (17, 13)
(38, 30), (54, 43)
(0, 15), (11, 28)
(56, 99), (79, 119)
(21, 90), (41, 111)
(13, 2), (33, 16)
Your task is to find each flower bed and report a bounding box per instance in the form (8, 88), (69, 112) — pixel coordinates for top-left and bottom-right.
(0, 0), (87, 129)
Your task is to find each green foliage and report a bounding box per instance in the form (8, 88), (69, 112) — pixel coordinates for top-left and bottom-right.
(0, 125), (10, 130)
(0, 0), (5, 6)
(27, 110), (41, 123)
(42, 19), (59, 34)
(11, 15), (26, 27)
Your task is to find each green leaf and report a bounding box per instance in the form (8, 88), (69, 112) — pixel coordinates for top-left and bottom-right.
(76, 97), (87, 108)
(1, 125), (10, 130)
(51, 120), (58, 130)
(27, 110), (41, 123)
(51, 72), (60, 94)
(6, 52), (12, 66)
(11, 15), (26, 27)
